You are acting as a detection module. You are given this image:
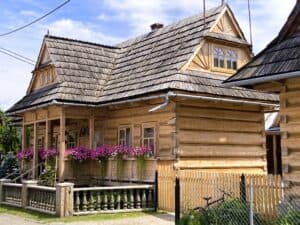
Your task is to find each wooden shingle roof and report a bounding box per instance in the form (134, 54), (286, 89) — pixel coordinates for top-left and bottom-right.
(8, 4), (278, 113)
(224, 1), (300, 87)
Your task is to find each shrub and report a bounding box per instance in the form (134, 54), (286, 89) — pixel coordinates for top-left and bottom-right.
(0, 152), (18, 178)
(179, 199), (266, 225)
(276, 205), (300, 225)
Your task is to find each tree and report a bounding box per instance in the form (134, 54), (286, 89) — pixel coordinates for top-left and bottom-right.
(0, 109), (20, 154)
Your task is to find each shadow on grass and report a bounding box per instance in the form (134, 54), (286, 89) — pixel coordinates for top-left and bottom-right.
(0, 205), (169, 223)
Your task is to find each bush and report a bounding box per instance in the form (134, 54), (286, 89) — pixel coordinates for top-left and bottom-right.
(0, 152), (18, 178)
(276, 205), (300, 225)
(179, 199), (267, 225)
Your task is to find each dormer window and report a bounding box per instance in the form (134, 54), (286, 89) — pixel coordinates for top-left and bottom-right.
(213, 48), (225, 68)
(213, 47), (238, 70)
(226, 50), (237, 70)
(31, 66), (56, 91)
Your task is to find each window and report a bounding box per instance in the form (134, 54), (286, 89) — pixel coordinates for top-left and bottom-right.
(118, 127), (131, 146)
(143, 127), (155, 153)
(213, 47), (238, 70)
(37, 136), (45, 151)
(226, 50), (237, 70)
(213, 47), (225, 68)
(66, 132), (77, 149)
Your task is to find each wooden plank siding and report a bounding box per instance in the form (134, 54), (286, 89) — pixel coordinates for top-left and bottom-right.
(175, 100), (266, 173)
(279, 77), (300, 183)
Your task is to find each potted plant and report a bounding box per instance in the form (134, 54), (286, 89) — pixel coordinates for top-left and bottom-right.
(16, 148), (33, 171)
(90, 145), (113, 180)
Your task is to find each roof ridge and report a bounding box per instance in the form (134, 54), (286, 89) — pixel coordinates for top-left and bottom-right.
(45, 35), (120, 49)
(116, 4), (225, 48)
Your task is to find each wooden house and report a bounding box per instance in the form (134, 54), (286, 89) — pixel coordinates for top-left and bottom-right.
(8, 4), (278, 184)
(224, 1), (300, 188)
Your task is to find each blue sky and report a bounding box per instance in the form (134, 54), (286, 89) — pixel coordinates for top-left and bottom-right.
(0, 0), (296, 110)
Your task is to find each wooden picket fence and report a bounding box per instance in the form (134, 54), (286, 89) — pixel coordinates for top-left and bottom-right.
(157, 165), (283, 219)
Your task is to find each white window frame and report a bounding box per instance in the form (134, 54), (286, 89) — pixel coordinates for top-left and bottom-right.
(118, 126), (132, 147)
(142, 124), (156, 155)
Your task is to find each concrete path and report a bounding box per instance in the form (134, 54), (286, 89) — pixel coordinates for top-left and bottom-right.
(0, 213), (174, 225)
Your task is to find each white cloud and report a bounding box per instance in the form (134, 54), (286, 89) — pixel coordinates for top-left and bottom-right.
(46, 19), (123, 45)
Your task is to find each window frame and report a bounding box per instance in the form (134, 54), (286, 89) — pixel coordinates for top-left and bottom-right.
(142, 123), (157, 156)
(118, 126), (132, 147)
(212, 45), (238, 72)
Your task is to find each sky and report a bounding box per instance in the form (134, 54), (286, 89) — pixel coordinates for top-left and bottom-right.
(0, 0), (296, 110)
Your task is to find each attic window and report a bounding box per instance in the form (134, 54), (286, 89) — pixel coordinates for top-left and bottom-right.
(213, 47), (238, 70)
(226, 50), (237, 70)
(213, 48), (225, 68)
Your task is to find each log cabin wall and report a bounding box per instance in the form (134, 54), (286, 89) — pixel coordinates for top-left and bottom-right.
(280, 77), (300, 184)
(175, 99), (266, 174)
(99, 99), (176, 159)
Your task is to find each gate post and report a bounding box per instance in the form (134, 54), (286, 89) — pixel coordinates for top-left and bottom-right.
(175, 176), (180, 225)
(56, 182), (74, 217)
(240, 174), (246, 202)
(154, 170), (158, 212)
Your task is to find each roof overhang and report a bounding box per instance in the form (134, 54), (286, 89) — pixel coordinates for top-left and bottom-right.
(223, 70), (300, 87)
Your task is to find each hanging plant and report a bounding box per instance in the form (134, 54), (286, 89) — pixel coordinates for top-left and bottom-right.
(90, 145), (113, 179)
(129, 146), (153, 180)
(16, 148), (33, 162)
(111, 145), (127, 181)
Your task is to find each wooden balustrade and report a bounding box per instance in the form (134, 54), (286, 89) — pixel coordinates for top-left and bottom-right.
(73, 185), (155, 215)
(2, 183), (22, 207)
(27, 186), (56, 214)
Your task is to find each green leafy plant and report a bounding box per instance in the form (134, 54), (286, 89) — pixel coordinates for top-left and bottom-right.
(179, 199), (266, 225)
(276, 205), (300, 225)
(38, 157), (56, 186)
(0, 110), (20, 154)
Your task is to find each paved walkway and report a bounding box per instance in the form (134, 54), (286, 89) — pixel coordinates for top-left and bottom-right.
(0, 213), (174, 225)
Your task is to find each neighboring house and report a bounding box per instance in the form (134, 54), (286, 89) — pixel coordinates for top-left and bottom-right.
(7, 4), (278, 184)
(224, 1), (300, 186)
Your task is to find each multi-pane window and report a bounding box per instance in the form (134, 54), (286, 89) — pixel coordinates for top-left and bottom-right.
(213, 47), (238, 70)
(143, 127), (155, 154)
(213, 48), (225, 68)
(118, 127), (131, 146)
(226, 50), (237, 70)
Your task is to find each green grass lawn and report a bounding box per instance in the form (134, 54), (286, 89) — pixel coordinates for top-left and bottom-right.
(0, 205), (160, 223)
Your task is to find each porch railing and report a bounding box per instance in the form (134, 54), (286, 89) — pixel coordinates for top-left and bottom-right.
(73, 185), (156, 215)
(27, 185), (56, 215)
(1, 183), (22, 207)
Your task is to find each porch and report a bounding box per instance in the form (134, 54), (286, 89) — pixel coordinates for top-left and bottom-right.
(21, 105), (158, 184)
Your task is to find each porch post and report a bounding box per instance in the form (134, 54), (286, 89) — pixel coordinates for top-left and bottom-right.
(21, 120), (26, 170)
(89, 111), (95, 149)
(32, 122), (37, 179)
(21, 119), (26, 150)
(58, 109), (66, 182)
(45, 111), (49, 149)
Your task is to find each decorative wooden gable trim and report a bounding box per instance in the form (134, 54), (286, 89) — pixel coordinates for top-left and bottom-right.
(27, 41), (58, 94)
(211, 6), (246, 40)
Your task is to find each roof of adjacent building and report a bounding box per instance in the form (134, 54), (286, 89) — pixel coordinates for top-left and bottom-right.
(224, 1), (300, 87)
(8, 4), (278, 113)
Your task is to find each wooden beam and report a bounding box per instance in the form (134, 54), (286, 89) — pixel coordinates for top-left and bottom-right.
(58, 108), (66, 182)
(89, 111), (95, 149)
(32, 121), (37, 179)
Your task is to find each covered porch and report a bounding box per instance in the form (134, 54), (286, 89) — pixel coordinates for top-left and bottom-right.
(21, 105), (156, 184)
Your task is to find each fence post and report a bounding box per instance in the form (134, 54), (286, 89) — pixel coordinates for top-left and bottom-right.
(56, 182), (74, 217)
(175, 176), (180, 225)
(249, 182), (254, 225)
(240, 174), (246, 202)
(22, 180), (38, 208)
(0, 179), (10, 203)
(154, 170), (158, 212)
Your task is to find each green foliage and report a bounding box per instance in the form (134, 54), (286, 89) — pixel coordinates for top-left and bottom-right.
(116, 154), (124, 181)
(180, 199), (267, 225)
(99, 158), (108, 179)
(0, 109), (20, 154)
(276, 205), (300, 225)
(0, 152), (18, 178)
(136, 155), (146, 180)
(38, 157), (56, 186)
